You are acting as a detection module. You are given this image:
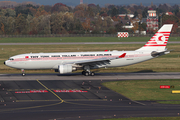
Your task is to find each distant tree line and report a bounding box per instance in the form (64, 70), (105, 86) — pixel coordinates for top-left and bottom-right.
(0, 2), (179, 35)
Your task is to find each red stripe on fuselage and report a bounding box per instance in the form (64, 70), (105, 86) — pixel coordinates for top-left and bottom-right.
(10, 56), (118, 62)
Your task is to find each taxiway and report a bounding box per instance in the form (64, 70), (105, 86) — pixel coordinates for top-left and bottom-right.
(0, 73), (180, 120)
(0, 72), (180, 81)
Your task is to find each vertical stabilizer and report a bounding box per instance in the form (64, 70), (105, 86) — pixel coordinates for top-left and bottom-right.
(136, 24), (173, 52)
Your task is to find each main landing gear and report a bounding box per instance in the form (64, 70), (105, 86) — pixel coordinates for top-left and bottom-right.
(82, 71), (95, 76)
(82, 65), (95, 76)
(21, 69), (26, 76)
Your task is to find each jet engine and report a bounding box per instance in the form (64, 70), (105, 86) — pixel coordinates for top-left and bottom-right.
(58, 65), (76, 74)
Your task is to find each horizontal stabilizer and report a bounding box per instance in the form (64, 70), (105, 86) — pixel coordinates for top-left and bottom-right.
(151, 50), (172, 57)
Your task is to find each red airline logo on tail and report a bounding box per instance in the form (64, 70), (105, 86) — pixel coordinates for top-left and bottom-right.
(144, 31), (170, 47)
(156, 34), (166, 44)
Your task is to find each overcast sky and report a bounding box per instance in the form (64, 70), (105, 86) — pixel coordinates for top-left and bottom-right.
(5, 0), (180, 6)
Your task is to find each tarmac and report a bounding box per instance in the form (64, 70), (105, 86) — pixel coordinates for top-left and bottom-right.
(0, 72), (180, 81)
(0, 72), (180, 120)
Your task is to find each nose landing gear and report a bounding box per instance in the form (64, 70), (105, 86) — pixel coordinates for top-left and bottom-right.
(21, 69), (26, 76)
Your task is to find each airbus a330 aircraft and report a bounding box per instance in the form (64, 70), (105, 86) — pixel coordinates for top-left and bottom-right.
(4, 24), (173, 76)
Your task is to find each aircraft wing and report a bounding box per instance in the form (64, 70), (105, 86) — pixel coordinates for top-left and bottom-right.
(65, 53), (126, 67)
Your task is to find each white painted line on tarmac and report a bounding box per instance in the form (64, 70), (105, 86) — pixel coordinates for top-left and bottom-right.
(131, 100), (146, 106)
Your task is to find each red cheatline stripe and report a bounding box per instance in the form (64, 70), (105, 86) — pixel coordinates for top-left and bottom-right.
(15, 90), (48, 93)
(53, 90), (88, 93)
(12, 55), (119, 62)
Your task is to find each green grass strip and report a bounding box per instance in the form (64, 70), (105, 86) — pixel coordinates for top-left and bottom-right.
(0, 37), (179, 43)
(102, 80), (180, 102)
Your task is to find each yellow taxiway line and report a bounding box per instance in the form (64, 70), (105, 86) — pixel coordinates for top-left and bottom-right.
(36, 79), (64, 102)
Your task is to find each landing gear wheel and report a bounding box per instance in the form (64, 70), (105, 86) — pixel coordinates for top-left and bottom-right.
(90, 72), (95, 76)
(22, 73), (26, 76)
(82, 71), (85, 75)
(84, 72), (89, 76)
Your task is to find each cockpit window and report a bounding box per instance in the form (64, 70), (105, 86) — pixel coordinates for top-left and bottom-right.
(8, 58), (14, 60)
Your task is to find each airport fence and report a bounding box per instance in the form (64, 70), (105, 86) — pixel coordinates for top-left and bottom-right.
(0, 34), (180, 38)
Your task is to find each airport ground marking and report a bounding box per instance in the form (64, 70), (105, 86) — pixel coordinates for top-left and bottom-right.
(131, 100), (146, 106)
(16, 99), (108, 102)
(8, 88), (87, 91)
(36, 79), (64, 102)
(64, 101), (140, 108)
(0, 80), (66, 113)
(16, 100), (60, 102)
(0, 101), (64, 113)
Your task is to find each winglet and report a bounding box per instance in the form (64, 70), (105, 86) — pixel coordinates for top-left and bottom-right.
(119, 53), (126, 58)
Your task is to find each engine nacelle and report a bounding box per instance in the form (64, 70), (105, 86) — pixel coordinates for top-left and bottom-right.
(58, 65), (76, 74)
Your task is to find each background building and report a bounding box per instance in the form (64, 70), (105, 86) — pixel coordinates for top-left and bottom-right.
(146, 8), (158, 32)
(80, 0), (83, 4)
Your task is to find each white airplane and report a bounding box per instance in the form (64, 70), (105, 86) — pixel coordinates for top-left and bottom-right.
(4, 24), (173, 76)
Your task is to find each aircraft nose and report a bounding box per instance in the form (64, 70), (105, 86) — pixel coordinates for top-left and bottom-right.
(4, 61), (6, 65)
